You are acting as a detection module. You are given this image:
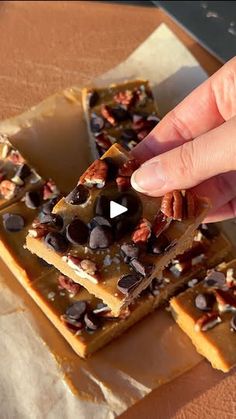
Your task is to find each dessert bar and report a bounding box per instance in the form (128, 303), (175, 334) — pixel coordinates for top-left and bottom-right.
(26, 144), (210, 315)
(82, 79), (160, 157)
(171, 259), (236, 372)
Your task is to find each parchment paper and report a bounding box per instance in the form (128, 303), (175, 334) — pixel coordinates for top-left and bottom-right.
(0, 24), (210, 418)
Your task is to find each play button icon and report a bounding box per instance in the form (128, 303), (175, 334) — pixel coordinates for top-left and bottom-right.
(110, 200), (128, 219)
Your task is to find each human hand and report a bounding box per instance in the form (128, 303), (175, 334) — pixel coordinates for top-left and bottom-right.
(131, 57), (236, 223)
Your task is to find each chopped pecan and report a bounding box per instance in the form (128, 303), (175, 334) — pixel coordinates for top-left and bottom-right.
(152, 210), (171, 238)
(7, 150), (25, 164)
(58, 274), (80, 295)
(62, 255), (99, 284)
(215, 289), (236, 312)
(95, 133), (112, 151)
(0, 180), (18, 200)
(118, 158), (140, 177)
(132, 218), (152, 244)
(43, 179), (59, 200)
(116, 176), (131, 192)
(101, 105), (116, 126)
(79, 159), (108, 189)
(114, 89), (137, 108)
(28, 225), (48, 238)
(195, 311), (221, 332)
(80, 259), (97, 276)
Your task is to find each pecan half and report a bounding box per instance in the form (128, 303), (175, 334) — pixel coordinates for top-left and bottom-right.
(118, 159), (140, 177)
(152, 210), (171, 238)
(58, 274), (80, 295)
(101, 105), (116, 126)
(195, 311), (221, 332)
(132, 217), (152, 244)
(79, 159), (108, 189)
(0, 180), (18, 200)
(161, 190), (196, 221)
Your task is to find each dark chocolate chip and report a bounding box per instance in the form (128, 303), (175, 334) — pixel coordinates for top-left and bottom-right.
(25, 190), (42, 209)
(39, 213), (63, 230)
(195, 292), (215, 311)
(230, 314), (236, 331)
(88, 90), (99, 107)
(90, 115), (104, 133)
(65, 300), (87, 320)
(117, 193), (142, 217)
(103, 157), (118, 180)
(65, 184), (90, 206)
(88, 215), (112, 230)
(89, 225), (113, 249)
(148, 234), (170, 255)
(44, 231), (69, 253)
(15, 163), (31, 180)
(120, 128), (138, 142)
(117, 274), (141, 294)
(42, 196), (61, 214)
(84, 311), (100, 331)
(120, 243), (139, 262)
(94, 195), (110, 217)
(2, 213), (25, 232)
(111, 106), (130, 122)
(66, 218), (89, 245)
(199, 223), (219, 239)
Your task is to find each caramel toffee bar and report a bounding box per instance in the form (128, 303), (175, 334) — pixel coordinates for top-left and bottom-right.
(0, 179), (61, 285)
(82, 79), (160, 157)
(0, 136), (43, 209)
(171, 260), (236, 372)
(26, 144), (210, 316)
(25, 228), (231, 358)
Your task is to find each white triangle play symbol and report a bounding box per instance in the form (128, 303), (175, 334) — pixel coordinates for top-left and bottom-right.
(110, 200), (128, 219)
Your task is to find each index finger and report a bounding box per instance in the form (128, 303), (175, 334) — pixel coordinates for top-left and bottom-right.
(132, 57), (236, 162)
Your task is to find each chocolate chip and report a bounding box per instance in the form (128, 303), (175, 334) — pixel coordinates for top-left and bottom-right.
(88, 90), (99, 107)
(120, 243), (139, 262)
(89, 225), (113, 249)
(25, 190), (42, 209)
(130, 259), (152, 277)
(66, 301), (87, 320)
(94, 195), (110, 217)
(65, 184), (90, 205)
(148, 234), (170, 255)
(117, 274), (141, 294)
(44, 231), (69, 253)
(66, 218), (89, 245)
(84, 311), (100, 331)
(121, 128), (138, 142)
(230, 314), (236, 331)
(195, 292), (215, 311)
(111, 106), (130, 122)
(39, 213), (63, 230)
(15, 163), (31, 180)
(199, 223), (219, 239)
(88, 215), (112, 230)
(90, 115), (104, 133)
(42, 196), (61, 214)
(2, 213), (25, 232)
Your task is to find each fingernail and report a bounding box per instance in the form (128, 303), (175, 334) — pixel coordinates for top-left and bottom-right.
(131, 162), (166, 193)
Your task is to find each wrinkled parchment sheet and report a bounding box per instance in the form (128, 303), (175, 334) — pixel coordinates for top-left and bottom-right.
(0, 24), (211, 418)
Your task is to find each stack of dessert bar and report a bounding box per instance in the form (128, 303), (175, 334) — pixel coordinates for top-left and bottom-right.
(0, 80), (235, 372)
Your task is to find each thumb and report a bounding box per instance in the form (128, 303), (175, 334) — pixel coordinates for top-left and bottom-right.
(131, 116), (236, 196)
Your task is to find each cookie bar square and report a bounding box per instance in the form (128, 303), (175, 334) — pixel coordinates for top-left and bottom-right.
(26, 143), (210, 316)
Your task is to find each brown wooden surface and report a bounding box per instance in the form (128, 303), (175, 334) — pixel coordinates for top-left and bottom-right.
(1, 2), (233, 419)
